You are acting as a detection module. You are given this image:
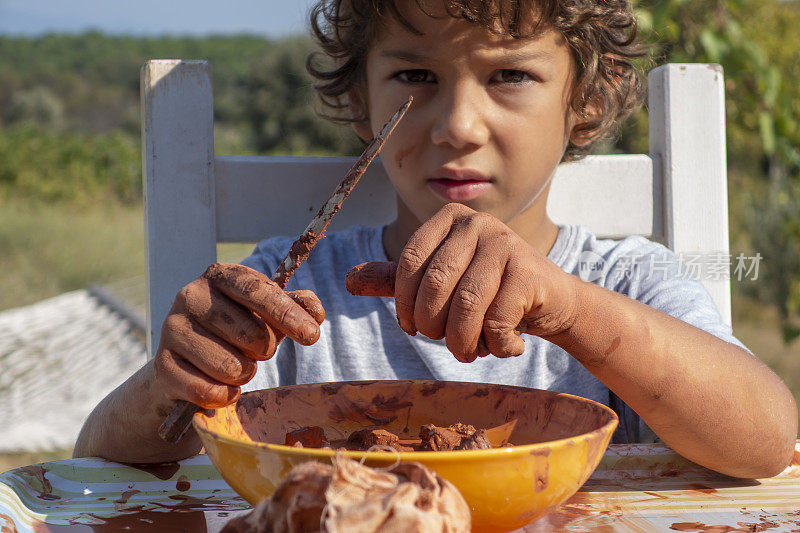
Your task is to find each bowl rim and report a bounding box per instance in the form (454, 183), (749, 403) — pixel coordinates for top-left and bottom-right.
(193, 379), (620, 461)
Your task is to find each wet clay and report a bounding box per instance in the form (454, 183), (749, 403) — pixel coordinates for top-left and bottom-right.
(176, 475), (191, 492)
(345, 262), (396, 297)
(124, 462), (181, 481)
(285, 426), (329, 448)
(347, 429), (414, 452)
(287, 422), (492, 452)
(287, 231), (322, 267)
(31, 509), (209, 532)
(18, 465), (58, 501)
(221, 452), (469, 533)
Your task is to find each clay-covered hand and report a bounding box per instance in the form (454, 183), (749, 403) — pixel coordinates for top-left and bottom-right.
(347, 203), (579, 363)
(154, 263), (325, 408)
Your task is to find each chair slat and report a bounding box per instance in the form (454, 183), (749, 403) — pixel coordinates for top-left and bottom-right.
(215, 153), (658, 242)
(649, 64), (731, 325)
(142, 60), (216, 355)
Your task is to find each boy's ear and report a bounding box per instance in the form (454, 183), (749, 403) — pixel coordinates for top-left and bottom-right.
(569, 98), (603, 147)
(348, 90), (373, 143)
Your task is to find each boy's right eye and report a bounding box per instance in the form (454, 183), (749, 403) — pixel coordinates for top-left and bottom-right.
(394, 69), (435, 84)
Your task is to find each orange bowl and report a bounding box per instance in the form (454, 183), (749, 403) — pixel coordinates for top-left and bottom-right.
(193, 380), (617, 532)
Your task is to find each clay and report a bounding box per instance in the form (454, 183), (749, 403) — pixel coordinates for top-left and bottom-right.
(284, 426), (329, 448)
(456, 429), (492, 450)
(221, 461), (332, 533)
(346, 428), (415, 452)
(286, 422), (492, 452)
(345, 261), (396, 297)
(125, 462), (181, 481)
(419, 424), (465, 451)
(221, 453), (470, 533)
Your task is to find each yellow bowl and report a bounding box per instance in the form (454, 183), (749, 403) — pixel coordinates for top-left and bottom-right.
(193, 380), (617, 532)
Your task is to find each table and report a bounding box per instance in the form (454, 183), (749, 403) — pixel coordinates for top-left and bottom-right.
(2, 442), (799, 532)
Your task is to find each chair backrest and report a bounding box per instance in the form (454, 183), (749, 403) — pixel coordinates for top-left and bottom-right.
(141, 60), (731, 357)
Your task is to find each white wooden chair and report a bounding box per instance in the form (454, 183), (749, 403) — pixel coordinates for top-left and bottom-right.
(141, 60), (731, 357)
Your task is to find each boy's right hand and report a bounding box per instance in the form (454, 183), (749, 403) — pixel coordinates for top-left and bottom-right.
(153, 263), (325, 409)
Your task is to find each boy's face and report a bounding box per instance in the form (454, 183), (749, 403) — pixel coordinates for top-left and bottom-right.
(353, 3), (577, 235)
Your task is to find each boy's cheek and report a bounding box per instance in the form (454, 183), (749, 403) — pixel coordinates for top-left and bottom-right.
(393, 143), (418, 170)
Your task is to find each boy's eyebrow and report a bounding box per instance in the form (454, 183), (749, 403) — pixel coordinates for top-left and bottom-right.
(379, 48), (554, 64)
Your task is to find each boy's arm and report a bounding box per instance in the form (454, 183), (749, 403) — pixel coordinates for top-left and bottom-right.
(360, 204), (797, 479)
(544, 279), (798, 479)
(74, 361), (203, 462)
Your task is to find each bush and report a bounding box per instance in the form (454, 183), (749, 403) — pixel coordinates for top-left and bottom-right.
(0, 125), (141, 205)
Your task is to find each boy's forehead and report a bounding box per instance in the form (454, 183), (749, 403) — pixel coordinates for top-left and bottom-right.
(371, 4), (564, 62)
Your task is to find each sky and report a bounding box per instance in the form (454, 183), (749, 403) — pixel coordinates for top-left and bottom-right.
(0, 0), (318, 37)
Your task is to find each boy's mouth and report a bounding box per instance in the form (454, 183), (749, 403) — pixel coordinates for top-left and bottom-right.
(428, 168), (492, 202)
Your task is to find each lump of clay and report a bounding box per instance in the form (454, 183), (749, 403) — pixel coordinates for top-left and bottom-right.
(285, 426), (329, 448)
(221, 461), (332, 533)
(456, 429), (492, 450)
(419, 423), (491, 451)
(222, 454), (471, 533)
(346, 429), (414, 452)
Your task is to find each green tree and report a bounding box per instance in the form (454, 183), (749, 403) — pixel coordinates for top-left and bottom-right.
(624, 0), (800, 340)
(245, 38), (362, 156)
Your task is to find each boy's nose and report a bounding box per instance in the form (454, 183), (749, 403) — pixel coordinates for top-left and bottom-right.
(430, 84), (490, 150)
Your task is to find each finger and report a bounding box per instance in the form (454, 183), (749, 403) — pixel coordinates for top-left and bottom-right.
(414, 221), (480, 340)
(271, 290), (326, 346)
(203, 263), (320, 346)
(395, 205), (464, 335)
(154, 348), (240, 409)
(482, 266), (527, 358)
(345, 262), (396, 297)
(444, 239), (506, 362)
(475, 335), (491, 358)
(161, 313), (259, 385)
(179, 278), (277, 358)
(287, 290), (326, 324)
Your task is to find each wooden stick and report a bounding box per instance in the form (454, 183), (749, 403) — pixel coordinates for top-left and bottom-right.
(158, 97), (413, 443)
(271, 96), (413, 287)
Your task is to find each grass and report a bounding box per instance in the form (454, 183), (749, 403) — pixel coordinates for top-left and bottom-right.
(0, 198), (145, 311)
(0, 199), (796, 473)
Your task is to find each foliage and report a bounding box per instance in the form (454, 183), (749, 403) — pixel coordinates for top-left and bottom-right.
(0, 125), (141, 205)
(245, 38), (362, 156)
(0, 199), (144, 312)
(625, 0), (800, 340)
(0, 33), (275, 134)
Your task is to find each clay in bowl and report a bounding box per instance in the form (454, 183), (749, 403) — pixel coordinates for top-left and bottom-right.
(193, 380), (618, 533)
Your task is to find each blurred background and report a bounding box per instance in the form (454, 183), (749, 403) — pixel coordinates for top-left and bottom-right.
(0, 0), (798, 469)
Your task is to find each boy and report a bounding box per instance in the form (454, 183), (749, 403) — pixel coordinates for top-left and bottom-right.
(75, 0), (797, 477)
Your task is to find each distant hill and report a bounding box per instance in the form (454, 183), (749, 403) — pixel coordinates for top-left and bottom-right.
(0, 33), (361, 204)
(0, 33), (283, 134)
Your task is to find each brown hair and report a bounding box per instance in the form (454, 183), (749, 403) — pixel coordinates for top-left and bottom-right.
(307, 0), (647, 161)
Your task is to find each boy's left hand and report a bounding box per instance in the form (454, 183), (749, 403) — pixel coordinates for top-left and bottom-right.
(348, 203), (580, 362)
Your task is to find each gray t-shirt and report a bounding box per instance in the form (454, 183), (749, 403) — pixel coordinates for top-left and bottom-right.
(240, 224), (747, 443)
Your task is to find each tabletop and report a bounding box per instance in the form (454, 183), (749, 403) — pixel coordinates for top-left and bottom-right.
(2, 442), (799, 533)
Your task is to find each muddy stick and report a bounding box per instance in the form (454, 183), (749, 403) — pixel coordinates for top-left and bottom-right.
(158, 97), (413, 443)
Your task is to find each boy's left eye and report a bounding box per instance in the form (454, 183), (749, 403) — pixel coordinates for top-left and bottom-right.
(491, 69), (534, 84)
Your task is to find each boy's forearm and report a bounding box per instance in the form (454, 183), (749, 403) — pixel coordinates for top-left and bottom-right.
(545, 277), (798, 478)
(73, 361), (203, 463)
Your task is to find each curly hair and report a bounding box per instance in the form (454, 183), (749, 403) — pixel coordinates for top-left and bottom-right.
(307, 0), (647, 161)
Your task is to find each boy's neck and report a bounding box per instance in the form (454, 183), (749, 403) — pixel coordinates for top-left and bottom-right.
(381, 204), (561, 263)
